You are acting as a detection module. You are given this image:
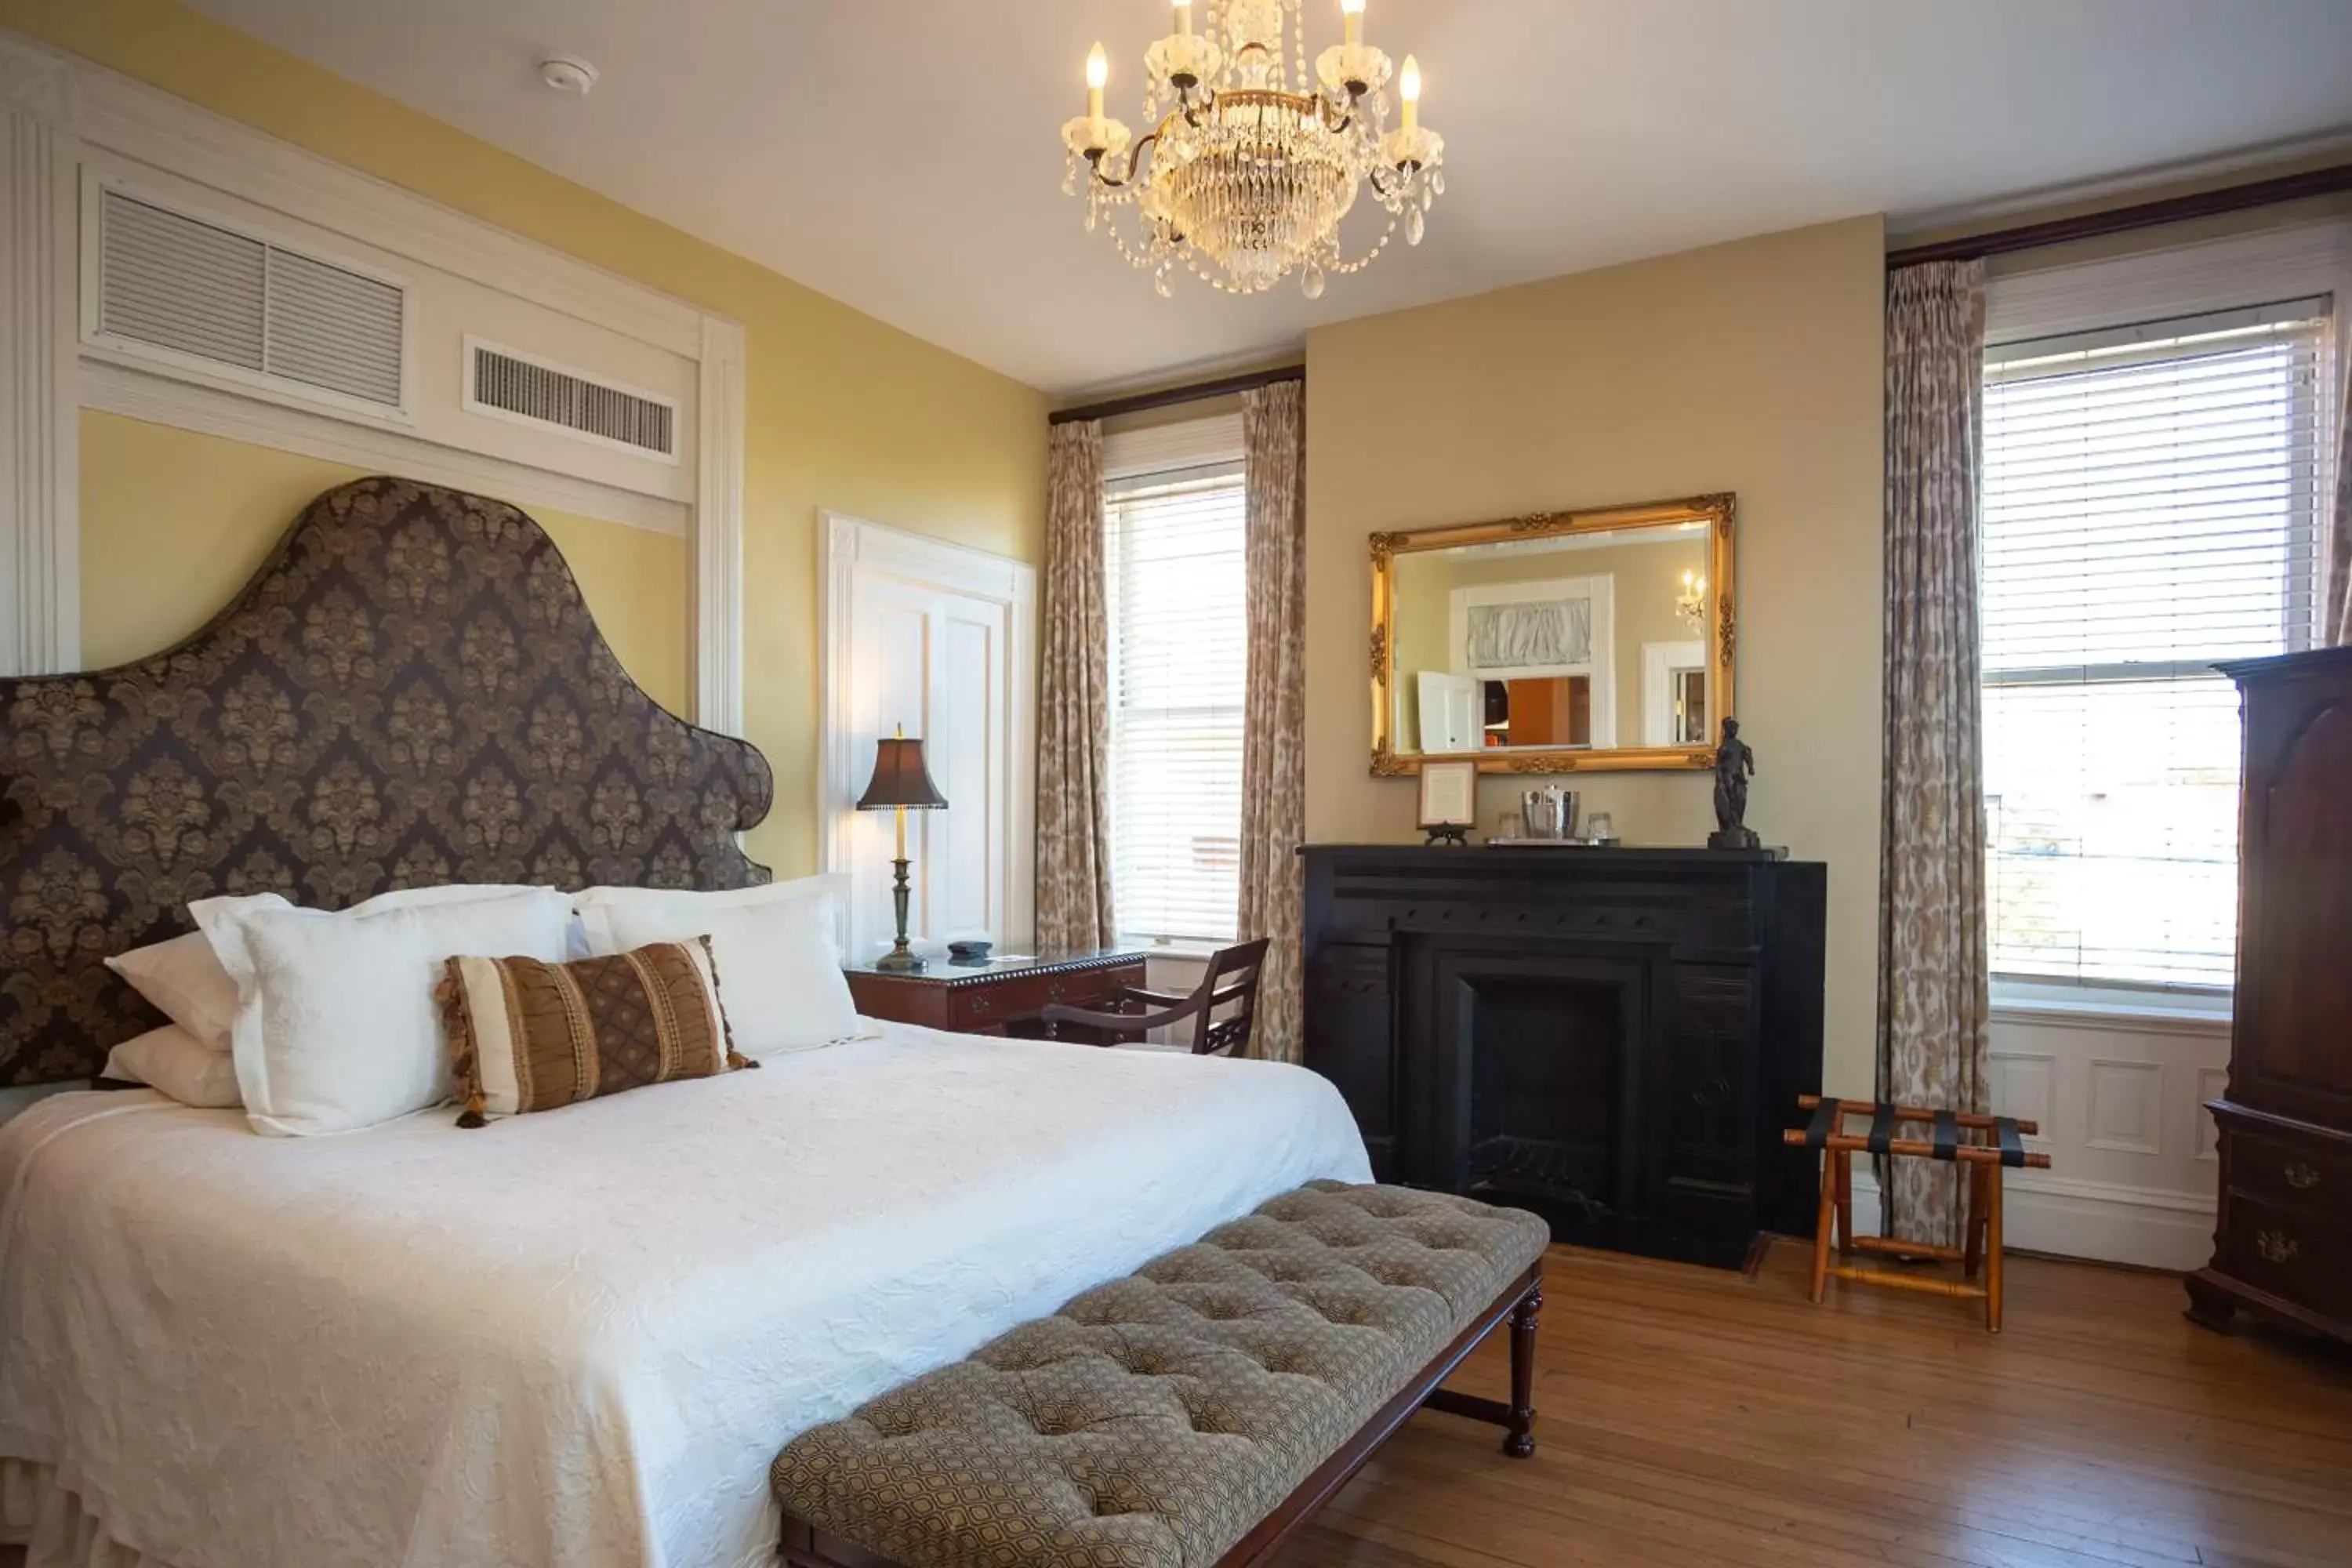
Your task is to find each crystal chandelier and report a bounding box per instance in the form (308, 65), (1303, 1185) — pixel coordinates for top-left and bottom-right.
(1676, 568), (1708, 633)
(1060, 0), (1445, 299)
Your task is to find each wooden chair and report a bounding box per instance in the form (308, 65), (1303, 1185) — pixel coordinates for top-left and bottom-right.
(1037, 938), (1270, 1056)
(1784, 1094), (2052, 1331)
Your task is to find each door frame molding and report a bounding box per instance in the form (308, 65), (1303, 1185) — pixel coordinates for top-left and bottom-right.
(819, 510), (1036, 956)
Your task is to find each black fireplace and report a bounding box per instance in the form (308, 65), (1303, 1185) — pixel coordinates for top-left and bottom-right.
(1301, 845), (1825, 1269)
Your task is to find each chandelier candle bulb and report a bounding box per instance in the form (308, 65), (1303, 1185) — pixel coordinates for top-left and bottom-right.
(1399, 53), (1421, 130)
(1176, 0), (1194, 38)
(1086, 42), (1107, 140)
(1342, 0), (1363, 47)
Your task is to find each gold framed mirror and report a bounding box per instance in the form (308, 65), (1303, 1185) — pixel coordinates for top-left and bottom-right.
(1370, 493), (1735, 775)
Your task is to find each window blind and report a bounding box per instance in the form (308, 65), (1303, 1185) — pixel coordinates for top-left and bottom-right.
(1980, 300), (2332, 989)
(1105, 459), (1247, 946)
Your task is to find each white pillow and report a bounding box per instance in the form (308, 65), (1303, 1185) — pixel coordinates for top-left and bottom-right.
(197, 888), (573, 1137)
(103, 1025), (242, 1109)
(105, 911), (288, 1051)
(128, 885), (579, 1050)
(584, 891), (866, 1058)
(572, 873), (848, 962)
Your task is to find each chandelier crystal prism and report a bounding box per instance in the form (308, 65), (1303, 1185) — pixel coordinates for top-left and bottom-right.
(1061, 0), (1445, 298)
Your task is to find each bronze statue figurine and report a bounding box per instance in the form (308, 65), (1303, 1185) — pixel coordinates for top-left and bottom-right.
(1708, 717), (1759, 850)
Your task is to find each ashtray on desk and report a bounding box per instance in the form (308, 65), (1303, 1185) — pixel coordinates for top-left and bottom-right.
(946, 940), (993, 966)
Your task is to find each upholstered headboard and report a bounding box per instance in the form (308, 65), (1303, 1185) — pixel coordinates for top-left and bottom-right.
(0, 477), (773, 1086)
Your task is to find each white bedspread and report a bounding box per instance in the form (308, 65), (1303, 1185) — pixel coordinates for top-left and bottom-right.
(0, 1025), (1370, 1568)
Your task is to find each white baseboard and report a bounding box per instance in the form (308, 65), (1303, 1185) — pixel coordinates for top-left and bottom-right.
(1844, 1168), (2212, 1272)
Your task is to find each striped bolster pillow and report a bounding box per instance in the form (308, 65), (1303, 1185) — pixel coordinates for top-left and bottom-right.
(440, 935), (752, 1127)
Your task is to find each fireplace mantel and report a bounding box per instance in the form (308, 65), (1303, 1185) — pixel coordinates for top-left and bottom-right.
(1300, 844), (1826, 1268)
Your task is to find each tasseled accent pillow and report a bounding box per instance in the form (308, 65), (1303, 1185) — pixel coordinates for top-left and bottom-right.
(440, 935), (753, 1126)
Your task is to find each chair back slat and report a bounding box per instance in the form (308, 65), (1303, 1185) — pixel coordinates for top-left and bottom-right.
(1187, 937), (1270, 1055)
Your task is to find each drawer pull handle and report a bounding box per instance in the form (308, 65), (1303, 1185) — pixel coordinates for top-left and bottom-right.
(2284, 1162), (2320, 1191)
(2256, 1229), (2299, 1265)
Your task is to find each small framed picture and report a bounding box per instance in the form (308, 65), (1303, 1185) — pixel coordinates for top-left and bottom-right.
(1418, 760), (1477, 830)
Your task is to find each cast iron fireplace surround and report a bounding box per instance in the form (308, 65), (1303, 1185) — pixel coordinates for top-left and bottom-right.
(1300, 845), (1826, 1269)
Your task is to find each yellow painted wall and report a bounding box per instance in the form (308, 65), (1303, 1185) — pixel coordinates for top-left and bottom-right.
(4, 0), (1047, 875)
(79, 412), (688, 711)
(1305, 216), (1887, 1096)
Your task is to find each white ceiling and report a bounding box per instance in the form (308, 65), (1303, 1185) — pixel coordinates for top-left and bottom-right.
(187, 0), (2352, 396)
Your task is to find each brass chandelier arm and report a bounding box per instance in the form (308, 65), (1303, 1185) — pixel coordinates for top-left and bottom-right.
(1087, 130), (1163, 190)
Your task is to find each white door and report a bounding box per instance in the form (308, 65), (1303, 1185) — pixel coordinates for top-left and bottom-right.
(822, 515), (1036, 965)
(1417, 670), (1480, 753)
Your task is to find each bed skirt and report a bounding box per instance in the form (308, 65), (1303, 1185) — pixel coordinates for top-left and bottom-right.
(0, 1460), (176, 1568)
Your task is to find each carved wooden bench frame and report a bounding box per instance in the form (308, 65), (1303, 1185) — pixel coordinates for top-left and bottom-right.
(777, 1263), (1544, 1568)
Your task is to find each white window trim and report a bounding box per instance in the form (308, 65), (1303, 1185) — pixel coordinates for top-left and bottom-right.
(0, 26), (744, 736)
(1987, 216), (2352, 368)
(1101, 411), (1244, 481)
(1104, 422), (1250, 950)
(1981, 217), (2350, 1015)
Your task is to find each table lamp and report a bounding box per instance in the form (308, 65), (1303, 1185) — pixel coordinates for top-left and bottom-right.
(855, 725), (948, 971)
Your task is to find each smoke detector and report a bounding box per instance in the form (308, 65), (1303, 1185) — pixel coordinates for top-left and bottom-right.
(539, 55), (599, 96)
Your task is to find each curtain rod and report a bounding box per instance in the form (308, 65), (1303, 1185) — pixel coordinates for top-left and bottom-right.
(1886, 162), (2352, 269)
(1048, 364), (1305, 426)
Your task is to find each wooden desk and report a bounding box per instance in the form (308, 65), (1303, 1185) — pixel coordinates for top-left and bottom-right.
(843, 949), (1148, 1040)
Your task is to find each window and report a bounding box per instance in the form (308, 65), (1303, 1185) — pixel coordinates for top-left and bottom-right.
(1981, 299), (2332, 990)
(1105, 454), (1247, 946)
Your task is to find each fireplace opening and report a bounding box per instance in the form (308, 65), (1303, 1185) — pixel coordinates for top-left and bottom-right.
(1463, 976), (1622, 1212)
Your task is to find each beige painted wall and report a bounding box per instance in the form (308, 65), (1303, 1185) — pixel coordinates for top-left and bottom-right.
(78, 412), (689, 712)
(4, 0), (1048, 877)
(1305, 216), (1887, 1095)
(1391, 532), (1708, 749)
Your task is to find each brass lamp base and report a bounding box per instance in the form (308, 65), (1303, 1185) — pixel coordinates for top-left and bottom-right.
(874, 854), (925, 971)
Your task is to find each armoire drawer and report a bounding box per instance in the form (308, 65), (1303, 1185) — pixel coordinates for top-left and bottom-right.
(2219, 1191), (2350, 1317)
(2226, 1126), (2351, 1212)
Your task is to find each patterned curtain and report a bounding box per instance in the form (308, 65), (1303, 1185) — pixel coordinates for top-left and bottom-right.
(1036, 421), (1116, 950)
(1878, 260), (1991, 1247)
(2329, 353), (2352, 646)
(1237, 383), (1308, 1064)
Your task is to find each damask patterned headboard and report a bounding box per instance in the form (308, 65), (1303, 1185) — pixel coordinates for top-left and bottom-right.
(0, 477), (773, 1086)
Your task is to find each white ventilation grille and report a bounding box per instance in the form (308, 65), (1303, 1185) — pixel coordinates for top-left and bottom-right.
(466, 340), (678, 460)
(95, 188), (406, 409)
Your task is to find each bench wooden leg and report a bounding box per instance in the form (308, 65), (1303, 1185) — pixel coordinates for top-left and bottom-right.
(1809, 1149), (1835, 1303)
(1504, 1283), (1541, 1458)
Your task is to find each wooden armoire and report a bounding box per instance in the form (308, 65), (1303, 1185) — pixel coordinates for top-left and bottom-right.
(2187, 646), (2352, 1345)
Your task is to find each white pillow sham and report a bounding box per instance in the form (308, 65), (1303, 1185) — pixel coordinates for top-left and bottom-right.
(572, 873), (848, 961)
(103, 1025), (242, 1109)
(107, 884), (575, 1054)
(196, 888), (574, 1137)
(105, 916), (287, 1052)
(577, 880), (867, 1058)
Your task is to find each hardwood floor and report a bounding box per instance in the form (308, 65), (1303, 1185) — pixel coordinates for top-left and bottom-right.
(4, 1240), (2344, 1568)
(1279, 1239), (2352, 1568)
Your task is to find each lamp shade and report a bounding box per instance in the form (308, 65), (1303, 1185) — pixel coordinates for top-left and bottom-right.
(855, 735), (948, 811)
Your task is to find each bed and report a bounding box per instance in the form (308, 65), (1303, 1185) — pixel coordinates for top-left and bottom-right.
(0, 1026), (1370, 1568)
(0, 478), (1371, 1568)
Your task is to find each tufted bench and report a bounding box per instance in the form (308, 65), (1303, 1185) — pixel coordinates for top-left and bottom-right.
(771, 1181), (1549, 1568)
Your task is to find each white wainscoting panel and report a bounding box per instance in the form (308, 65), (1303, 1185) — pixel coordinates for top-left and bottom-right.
(1848, 1000), (2230, 1269)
